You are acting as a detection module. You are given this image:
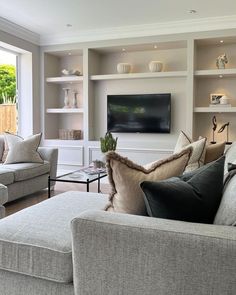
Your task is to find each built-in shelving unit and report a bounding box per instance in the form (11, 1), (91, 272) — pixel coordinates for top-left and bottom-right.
(41, 31), (236, 168)
(194, 68), (236, 78)
(90, 71), (187, 81)
(46, 108), (84, 113)
(46, 76), (83, 83)
(194, 107), (236, 113)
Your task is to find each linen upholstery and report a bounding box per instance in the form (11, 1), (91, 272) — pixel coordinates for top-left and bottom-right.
(174, 131), (207, 172)
(0, 135), (4, 162)
(214, 174), (236, 225)
(1, 161), (50, 181)
(4, 133), (43, 164)
(105, 148), (191, 215)
(0, 184), (7, 219)
(0, 191), (108, 283)
(72, 210), (236, 295)
(224, 142), (236, 175)
(0, 270), (74, 295)
(0, 168), (14, 185)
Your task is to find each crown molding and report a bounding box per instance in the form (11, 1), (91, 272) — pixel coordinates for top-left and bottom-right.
(40, 14), (236, 46)
(0, 17), (40, 45)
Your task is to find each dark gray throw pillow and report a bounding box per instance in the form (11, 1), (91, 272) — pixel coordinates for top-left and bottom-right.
(141, 156), (225, 224)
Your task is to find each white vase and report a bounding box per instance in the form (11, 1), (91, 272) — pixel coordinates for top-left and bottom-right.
(117, 63), (132, 74)
(148, 61), (163, 72)
(63, 88), (70, 108)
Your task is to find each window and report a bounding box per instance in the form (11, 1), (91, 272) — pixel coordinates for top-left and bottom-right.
(0, 49), (18, 134)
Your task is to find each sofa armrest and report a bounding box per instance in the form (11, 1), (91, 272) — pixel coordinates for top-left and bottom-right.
(71, 210), (236, 295)
(38, 147), (58, 180)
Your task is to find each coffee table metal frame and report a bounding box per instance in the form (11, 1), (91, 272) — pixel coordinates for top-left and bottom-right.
(48, 170), (107, 198)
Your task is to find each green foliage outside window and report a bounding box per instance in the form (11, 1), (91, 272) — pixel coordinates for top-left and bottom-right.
(0, 64), (16, 104)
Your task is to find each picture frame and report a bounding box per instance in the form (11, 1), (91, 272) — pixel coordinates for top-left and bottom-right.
(210, 93), (224, 105)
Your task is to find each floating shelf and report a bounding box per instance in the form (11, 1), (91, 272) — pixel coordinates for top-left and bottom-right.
(46, 108), (84, 113)
(46, 76), (83, 84)
(194, 68), (236, 78)
(194, 107), (236, 113)
(90, 71), (187, 81)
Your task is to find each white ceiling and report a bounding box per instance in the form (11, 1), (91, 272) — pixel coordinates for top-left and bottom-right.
(0, 0), (236, 45)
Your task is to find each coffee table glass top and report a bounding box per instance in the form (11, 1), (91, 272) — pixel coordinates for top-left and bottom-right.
(55, 168), (107, 183)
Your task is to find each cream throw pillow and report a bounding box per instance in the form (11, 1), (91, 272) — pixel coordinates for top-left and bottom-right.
(174, 131), (207, 172)
(105, 148), (192, 215)
(3, 133), (43, 164)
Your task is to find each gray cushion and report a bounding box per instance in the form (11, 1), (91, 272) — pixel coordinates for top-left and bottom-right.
(1, 161), (50, 182)
(214, 175), (236, 225)
(0, 184), (8, 205)
(0, 191), (108, 283)
(0, 168), (14, 185)
(224, 142), (236, 175)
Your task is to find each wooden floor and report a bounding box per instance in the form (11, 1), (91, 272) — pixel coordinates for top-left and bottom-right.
(5, 181), (111, 216)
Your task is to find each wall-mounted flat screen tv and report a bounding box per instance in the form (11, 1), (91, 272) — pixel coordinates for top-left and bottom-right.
(107, 93), (171, 133)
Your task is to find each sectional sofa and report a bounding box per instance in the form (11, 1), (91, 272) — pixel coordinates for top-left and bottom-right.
(0, 135), (58, 203)
(0, 144), (235, 294)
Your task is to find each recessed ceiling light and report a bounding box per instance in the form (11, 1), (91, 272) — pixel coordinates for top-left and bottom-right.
(154, 45), (158, 49)
(68, 52), (72, 55)
(219, 75), (223, 78)
(66, 24), (72, 27)
(220, 40), (224, 43)
(122, 48), (126, 52)
(189, 9), (197, 14)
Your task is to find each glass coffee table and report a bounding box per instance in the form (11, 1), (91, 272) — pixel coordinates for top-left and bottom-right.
(48, 168), (107, 198)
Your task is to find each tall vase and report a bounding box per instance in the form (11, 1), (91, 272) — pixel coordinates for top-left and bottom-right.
(72, 91), (78, 108)
(63, 88), (70, 108)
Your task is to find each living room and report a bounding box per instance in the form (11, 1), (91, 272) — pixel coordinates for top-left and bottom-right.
(0, 1), (236, 294)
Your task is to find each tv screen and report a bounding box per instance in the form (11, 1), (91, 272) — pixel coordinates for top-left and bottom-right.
(107, 93), (171, 133)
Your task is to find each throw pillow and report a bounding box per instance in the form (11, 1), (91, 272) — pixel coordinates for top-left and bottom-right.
(204, 142), (225, 164)
(174, 131), (207, 172)
(141, 156), (225, 224)
(105, 148), (192, 215)
(3, 133), (43, 164)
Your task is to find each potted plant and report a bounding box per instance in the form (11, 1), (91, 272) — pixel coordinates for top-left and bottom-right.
(93, 132), (118, 169)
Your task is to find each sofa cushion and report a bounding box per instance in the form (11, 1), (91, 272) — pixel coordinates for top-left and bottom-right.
(1, 161), (50, 181)
(224, 142), (236, 175)
(174, 131), (207, 172)
(204, 142), (225, 164)
(0, 191), (109, 283)
(141, 156), (225, 224)
(105, 148), (191, 215)
(3, 133), (43, 164)
(0, 168), (14, 185)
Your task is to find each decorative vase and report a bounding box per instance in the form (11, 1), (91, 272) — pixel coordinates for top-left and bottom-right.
(148, 61), (163, 72)
(63, 88), (70, 108)
(72, 91), (78, 108)
(117, 63), (132, 74)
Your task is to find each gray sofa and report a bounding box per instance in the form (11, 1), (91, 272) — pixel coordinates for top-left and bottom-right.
(0, 135), (58, 203)
(0, 145), (235, 294)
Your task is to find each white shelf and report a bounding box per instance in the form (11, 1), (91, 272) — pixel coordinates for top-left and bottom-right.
(46, 108), (84, 113)
(90, 71), (187, 81)
(194, 68), (236, 78)
(194, 107), (236, 113)
(46, 76), (83, 84)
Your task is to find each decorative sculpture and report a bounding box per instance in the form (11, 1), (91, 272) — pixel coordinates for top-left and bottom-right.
(218, 122), (232, 145)
(211, 115), (217, 144)
(72, 90), (78, 108)
(63, 88), (70, 108)
(216, 53), (228, 69)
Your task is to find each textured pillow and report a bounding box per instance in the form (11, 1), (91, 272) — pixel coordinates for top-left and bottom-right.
(141, 156), (225, 224)
(3, 133), (43, 164)
(214, 163), (236, 225)
(204, 142), (225, 164)
(174, 131), (207, 172)
(105, 148), (192, 215)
